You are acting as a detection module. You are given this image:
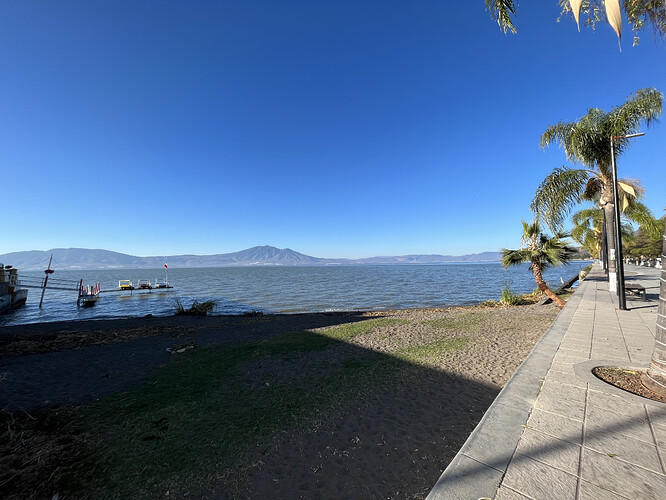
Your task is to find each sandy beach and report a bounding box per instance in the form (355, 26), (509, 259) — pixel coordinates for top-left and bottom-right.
(0, 304), (559, 499)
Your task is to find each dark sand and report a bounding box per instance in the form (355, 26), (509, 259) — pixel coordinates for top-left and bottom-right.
(0, 305), (559, 498)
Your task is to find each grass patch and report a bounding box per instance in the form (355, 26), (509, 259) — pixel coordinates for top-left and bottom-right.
(423, 312), (486, 332)
(318, 317), (410, 341)
(61, 317), (415, 497)
(397, 337), (470, 362)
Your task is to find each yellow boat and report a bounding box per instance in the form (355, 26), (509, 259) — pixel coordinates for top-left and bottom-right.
(118, 280), (134, 290)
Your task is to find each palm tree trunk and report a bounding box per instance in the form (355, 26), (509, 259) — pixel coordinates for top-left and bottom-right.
(532, 263), (565, 309)
(640, 224), (666, 396)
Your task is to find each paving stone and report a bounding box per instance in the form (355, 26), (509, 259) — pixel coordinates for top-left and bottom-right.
(586, 391), (648, 419)
(526, 408), (583, 444)
(554, 352), (589, 364)
(534, 381), (586, 421)
(580, 448), (666, 499)
(502, 454), (578, 500)
(584, 428), (661, 473)
(544, 369), (587, 389)
(585, 404), (653, 444)
(564, 335), (592, 344)
(549, 361), (577, 377)
(514, 428), (581, 475)
(558, 347), (590, 358)
(493, 485), (533, 500)
(646, 405), (666, 429)
(578, 480), (631, 500)
(590, 348), (629, 357)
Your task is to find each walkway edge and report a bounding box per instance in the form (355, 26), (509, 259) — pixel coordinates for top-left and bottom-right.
(426, 284), (584, 500)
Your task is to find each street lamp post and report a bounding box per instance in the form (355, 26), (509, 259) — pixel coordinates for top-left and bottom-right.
(610, 131), (645, 311)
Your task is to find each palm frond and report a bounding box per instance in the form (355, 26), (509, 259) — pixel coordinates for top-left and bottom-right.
(531, 167), (590, 232)
(484, 0), (517, 34)
(502, 222), (576, 272)
(500, 248), (532, 268)
(609, 88), (663, 156)
(624, 201), (661, 239)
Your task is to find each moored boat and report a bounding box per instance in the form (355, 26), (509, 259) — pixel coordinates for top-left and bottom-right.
(0, 264), (28, 313)
(137, 279), (153, 290)
(119, 280), (134, 290)
(78, 282), (100, 307)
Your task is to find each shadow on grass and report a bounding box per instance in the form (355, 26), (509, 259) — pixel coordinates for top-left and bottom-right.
(0, 312), (504, 499)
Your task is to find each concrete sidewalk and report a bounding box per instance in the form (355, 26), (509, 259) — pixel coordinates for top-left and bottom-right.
(427, 264), (666, 500)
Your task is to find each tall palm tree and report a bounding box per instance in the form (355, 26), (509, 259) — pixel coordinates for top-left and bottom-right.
(531, 88), (662, 287)
(501, 221), (577, 309)
(641, 221), (666, 396)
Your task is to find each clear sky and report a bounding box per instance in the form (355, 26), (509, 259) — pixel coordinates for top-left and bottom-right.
(2, 1), (665, 258)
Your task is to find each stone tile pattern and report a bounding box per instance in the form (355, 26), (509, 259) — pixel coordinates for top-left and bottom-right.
(499, 266), (666, 500)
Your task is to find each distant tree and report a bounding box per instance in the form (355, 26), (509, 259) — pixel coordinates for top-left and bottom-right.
(625, 216), (666, 259)
(484, 0), (666, 45)
(531, 88), (662, 286)
(501, 221), (577, 309)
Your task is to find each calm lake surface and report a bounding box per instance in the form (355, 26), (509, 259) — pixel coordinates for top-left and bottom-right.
(1, 262), (589, 327)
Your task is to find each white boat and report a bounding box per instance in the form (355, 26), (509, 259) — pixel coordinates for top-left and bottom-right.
(137, 279), (153, 290)
(0, 264), (28, 313)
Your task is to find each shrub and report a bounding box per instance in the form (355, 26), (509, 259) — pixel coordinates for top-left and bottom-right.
(500, 285), (521, 306)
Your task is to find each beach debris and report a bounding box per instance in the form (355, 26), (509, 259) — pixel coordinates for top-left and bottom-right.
(166, 341), (197, 354)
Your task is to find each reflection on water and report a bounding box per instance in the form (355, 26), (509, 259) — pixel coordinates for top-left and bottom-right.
(1, 262), (588, 327)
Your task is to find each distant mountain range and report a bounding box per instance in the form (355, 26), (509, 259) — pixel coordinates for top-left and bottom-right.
(0, 246), (503, 271)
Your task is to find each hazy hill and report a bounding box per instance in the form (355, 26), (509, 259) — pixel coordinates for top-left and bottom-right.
(0, 246), (502, 270)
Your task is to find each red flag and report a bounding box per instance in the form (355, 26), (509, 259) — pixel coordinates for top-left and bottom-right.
(164, 262), (168, 269)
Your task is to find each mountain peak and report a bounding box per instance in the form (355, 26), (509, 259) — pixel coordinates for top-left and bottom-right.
(0, 247), (501, 270)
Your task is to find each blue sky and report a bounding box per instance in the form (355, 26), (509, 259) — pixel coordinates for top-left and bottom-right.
(2, 1), (665, 258)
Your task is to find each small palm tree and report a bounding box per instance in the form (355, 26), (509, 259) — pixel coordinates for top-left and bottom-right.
(501, 221), (577, 309)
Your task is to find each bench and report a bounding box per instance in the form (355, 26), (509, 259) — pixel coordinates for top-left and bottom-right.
(624, 283), (646, 301)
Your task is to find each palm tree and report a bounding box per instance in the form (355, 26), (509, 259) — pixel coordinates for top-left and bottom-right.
(484, 1), (666, 42)
(625, 216), (666, 259)
(571, 206), (636, 259)
(571, 195), (655, 258)
(501, 221), (577, 309)
(641, 220), (666, 396)
(531, 88), (662, 287)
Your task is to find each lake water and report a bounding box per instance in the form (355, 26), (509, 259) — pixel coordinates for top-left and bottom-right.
(0, 262), (589, 327)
